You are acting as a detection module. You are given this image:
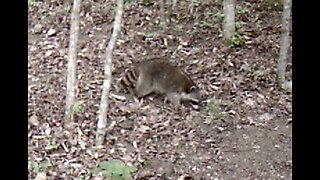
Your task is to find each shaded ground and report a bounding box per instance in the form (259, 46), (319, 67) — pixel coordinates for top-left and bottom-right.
(28, 0), (292, 179)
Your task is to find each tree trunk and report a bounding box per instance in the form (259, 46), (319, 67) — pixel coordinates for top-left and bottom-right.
(160, 0), (166, 29)
(223, 0), (235, 40)
(65, 0), (81, 128)
(96, 0), (124, 146)
(277, 0), (291, 88)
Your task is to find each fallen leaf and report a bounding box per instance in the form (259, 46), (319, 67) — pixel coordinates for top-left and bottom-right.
(29, 115), (39, 126)
(34, 172), (46, 180)
(47, 28), (56, 36)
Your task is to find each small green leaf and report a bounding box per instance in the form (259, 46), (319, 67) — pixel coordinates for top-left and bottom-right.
(72, 101), (83, 114)
(40, 160), (52, 171)
(97, 160), (137, 180)
(126, 166), (138, 173)
(45, 140), (60, 151)
(29, 161), (40, 172)
(237, 7), (249, 14)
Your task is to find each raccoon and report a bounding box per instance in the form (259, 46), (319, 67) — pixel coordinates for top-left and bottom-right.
(116, 58), (200, 109)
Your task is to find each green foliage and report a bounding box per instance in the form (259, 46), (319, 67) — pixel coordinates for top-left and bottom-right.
(29, 161), (40, 172)
(235, 21), (246, 31)
(195, 12), (224, 28)
(227, 21), (246, 47)
(213, 12), (225, 23)
(189, 0), (203, 8)
(261, 0), (283, 11)
(237, 6), (250, 14)
(231, 33), (244, 47)
(45, 140), (60, 151)
(72, 101), (84, 114)
(29, 160), (52, 173)
(96, 160), (137, 180)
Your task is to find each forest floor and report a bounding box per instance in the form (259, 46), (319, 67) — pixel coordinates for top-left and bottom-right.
(28, 0), (292, 179)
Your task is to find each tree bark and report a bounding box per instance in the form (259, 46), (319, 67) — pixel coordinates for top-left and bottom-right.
(277, 0), (291, 87)
(96, 0), (124, 146)
(223, 0), (235, 40)
(65, 0), (81, 127)
(160, 0), (166, 29)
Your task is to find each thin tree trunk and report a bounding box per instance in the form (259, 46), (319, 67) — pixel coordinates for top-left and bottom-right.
(223, 0), (235, 40)
(167, 0), (177, 26)
(277, 0), (291, 87)
(160, 0), (166, 29)
(65, 0), (81, 127)
(96, 0), (124, 146)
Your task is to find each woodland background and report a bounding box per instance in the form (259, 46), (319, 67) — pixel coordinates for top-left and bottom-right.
(28, 0), (292, 179)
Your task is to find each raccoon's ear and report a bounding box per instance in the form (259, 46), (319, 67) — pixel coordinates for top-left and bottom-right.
(125, 69), (130, 73)
(189, 86), (197, 92)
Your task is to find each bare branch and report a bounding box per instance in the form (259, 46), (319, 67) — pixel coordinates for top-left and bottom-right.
(96, 0), (124, 146)
(65, 0), (81, 127)
(160, 0), (166, 29)
(277, 0), (291, 87)
(223, 0), (235, 40)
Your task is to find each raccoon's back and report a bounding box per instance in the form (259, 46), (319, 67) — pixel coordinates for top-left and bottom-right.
(136, 59), (196, 93)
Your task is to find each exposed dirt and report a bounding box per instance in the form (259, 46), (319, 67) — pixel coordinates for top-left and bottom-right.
(28, 0), (292, 179)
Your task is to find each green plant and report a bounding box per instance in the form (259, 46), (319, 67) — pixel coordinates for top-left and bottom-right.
(231, 33), (244, 47)
(225, 21), (246, 47)
(45, 140), (60, 151)
(189, 0), (202, 9)
(214, 12), (225, 22)
(261, 0), (283, 11)
(28, 160), (52, 173)
(237, 6), (249, 14)
(235, 21), (246, 34)
(96, 160), (137, 180)
(72, 101), (84, 114)
(195, 11), (224, 28)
